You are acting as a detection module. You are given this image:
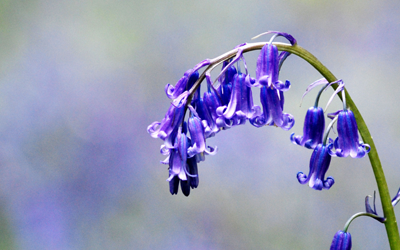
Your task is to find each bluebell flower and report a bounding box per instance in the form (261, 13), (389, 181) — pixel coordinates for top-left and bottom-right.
(253, 31), (295, 90)
(217, 60), (237, 106)
(333, 109), (370, 158)
(297, 142), (335, 190)
(193, 96), (218, 138)
(164, 59), (210, 99)
(147, 91), (189, 147)
(291, 106), (325, 149)
(216, 73), (259, 127)
(187, 106), (217, 162)
(197, 77), (224, 135)
(330, 230), (352, 250)
(255, 41), (280, 88)
(165, 70), (199, 99)
(250, 85), (294, 130)
(168, 149), (199, 196)
(165, 126), (198, 196)
(249, 41), (294, 130)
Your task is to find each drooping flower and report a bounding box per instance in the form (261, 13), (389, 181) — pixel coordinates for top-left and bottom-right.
(216, 73), (259, 127)
(165, 70), (199, 99)
(168, 148), (199, 196)
(192, 96), (218, 138)
(166, 126), (198, 196)
(330, 231), (352, 250)
(147, 91), (189, 147)
(187, 106), (217, 162)
(249, 40), (294, 130)
(297, 142), (335, 190)
(255, 41), (280, 88)
(333, 109), (370, 158)
(164, 59), (210, 99)
(254, 32), (294, 90)
(250, 85), (294, 130)
(291, 106), (325, 149)
(217, 60), (237, 106)
(197, 77), (224, 136)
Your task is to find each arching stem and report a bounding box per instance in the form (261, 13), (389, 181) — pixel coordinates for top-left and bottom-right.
(186, 41), (399, 249)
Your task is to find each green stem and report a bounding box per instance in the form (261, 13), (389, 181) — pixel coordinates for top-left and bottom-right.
(187, 41), (399, 248)
(277, 43), (400, 249)
(343, 212), (386, 233)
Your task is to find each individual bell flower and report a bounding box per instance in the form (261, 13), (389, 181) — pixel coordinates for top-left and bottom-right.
(291, 106), (325, 149)
(169, 143), (200, 196)
(203, 75), (223, 128)
(187, 106), (217, 162)
(165, 70), (199, 99)
(254, 31), (295, 90)
(217, 60), (237, 106)
(195, 78), (222, 136)
(166, 126), (198, 196)
(297, 142), (335, 190)
(250, 85), (294, 130)
(164, 59), (210, 99)
(192, 96), (218, 138)
(256, 42), (280, 88)
(333, 109), (370, 158)
(216, 73), (260, 127)
(147, 91), (189, 147)
(330, 230), (352, 250)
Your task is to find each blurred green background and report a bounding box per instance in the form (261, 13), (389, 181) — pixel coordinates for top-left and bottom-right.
(0, 0), (399, 249)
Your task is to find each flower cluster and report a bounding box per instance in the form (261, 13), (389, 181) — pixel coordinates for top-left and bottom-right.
(148, 31), (370, 195)
(147, 31), (296, 196)
(291, 79), (370, 190)
(147, 30), (398, 249)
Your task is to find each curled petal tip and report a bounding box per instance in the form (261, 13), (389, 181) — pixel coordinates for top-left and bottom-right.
(252, 31), (297, 45)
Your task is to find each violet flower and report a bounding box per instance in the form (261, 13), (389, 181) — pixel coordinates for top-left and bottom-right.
(297, 142), (335, 190)
(147, 91), (189, 148)
(333, 109), (370, 158)
(199, 77), (224, 135)
(249, 40), (294, 130)
(254, 31), (295, 89)
(217, 60), (237, 106)
(165, 70), (199, 99)
(164, 59), (210, 99)
(330, 231), (352, 250)
(193, 96), (218, 138)
(216, 73), (259, 127)
(187, 106), (217, 162)
(250, 85), (294, 130)
(255, 41), (280, 88)
(166, 127), (198, 196)
(291, 106), (325, 149)
(292, 79), (348, 149)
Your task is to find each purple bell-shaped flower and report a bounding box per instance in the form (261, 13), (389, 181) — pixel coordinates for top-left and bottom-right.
(330, 231), (352, 250)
